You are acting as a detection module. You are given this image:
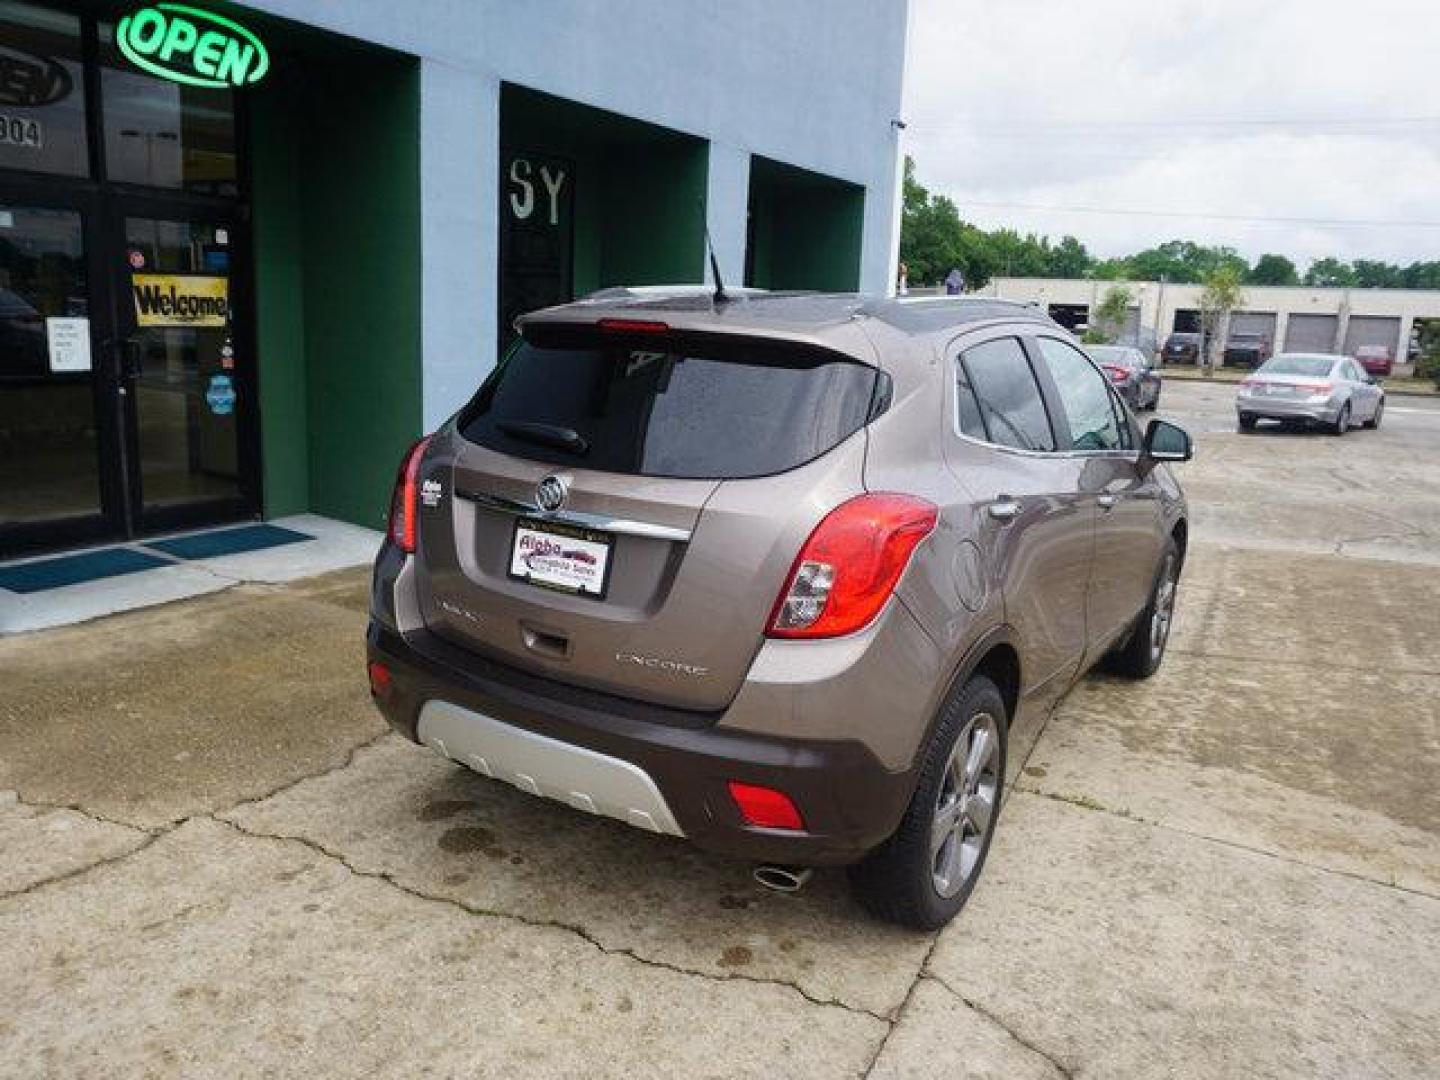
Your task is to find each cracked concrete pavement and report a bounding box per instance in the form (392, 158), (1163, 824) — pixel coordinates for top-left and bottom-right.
(2, 380), (1438, 1077)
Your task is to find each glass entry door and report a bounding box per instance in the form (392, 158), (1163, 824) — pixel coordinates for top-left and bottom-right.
(116, 210), (251, 532)
(0, 194), (122, 556)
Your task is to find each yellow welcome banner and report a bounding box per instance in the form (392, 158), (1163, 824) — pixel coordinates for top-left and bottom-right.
(132, 274), (229, 328)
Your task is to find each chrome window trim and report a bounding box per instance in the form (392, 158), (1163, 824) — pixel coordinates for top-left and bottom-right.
(946, 327), (1140, 462)
(457, 489), (693, 542)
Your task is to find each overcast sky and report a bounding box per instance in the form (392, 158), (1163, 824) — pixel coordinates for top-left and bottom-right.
(901, 0), (1440, 268)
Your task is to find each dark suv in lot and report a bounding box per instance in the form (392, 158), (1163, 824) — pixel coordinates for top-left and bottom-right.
(1162, 332), (1201, 365)
(367, 291), (1192, 928)
(1223, 331), (1272, 368)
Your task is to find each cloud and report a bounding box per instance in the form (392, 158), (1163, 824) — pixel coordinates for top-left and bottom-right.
(902, 0), (1440, 266)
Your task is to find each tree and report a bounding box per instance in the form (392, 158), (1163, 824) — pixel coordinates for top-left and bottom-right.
(1092, 283), (1134, 344)
(1304, 257), (1356, 287)
(1352, 260), (1402, 289)
(1049, 235), (1093, 278)
(1198, 266), (1245, 376)
(1248, 254), (1299, 286)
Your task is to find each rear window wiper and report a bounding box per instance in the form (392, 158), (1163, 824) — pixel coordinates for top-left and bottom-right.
(497, 420), (590, 456)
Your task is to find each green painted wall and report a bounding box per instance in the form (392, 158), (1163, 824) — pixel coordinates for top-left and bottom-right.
(501, 85), (706, 299)
(250, 76), (308, 518)
(746, 157), (865, 292)
(250, 50), (422, 530)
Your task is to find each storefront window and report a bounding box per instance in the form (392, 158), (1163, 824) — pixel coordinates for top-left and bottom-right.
(0, 1), (88, 177)
(100, 23), (237, 194)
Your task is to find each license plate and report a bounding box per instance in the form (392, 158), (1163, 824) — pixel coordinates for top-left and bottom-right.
(508, 517), (613, 599)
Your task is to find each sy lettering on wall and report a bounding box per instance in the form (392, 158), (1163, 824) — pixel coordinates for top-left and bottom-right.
(508, 157), (567, 226)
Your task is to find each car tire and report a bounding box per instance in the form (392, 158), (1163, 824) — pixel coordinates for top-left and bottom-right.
(848, 676), (1007, 930)
(1363, 399), (1384, 430)
(1331, 403), (1350, 436)
(1238, 413), (1256, 431)
(1106, 539), (1180, 680)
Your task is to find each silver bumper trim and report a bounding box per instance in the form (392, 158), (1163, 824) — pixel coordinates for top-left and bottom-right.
(417, 700), (685, 837)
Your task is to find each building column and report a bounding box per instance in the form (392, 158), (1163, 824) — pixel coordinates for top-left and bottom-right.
(1273, 311), (1290, 353)
(1397, 315), (1416, 370)
(704, 143), (749, 290)
(1333, 289), (1352, 354)
(420, 60), (498, 431)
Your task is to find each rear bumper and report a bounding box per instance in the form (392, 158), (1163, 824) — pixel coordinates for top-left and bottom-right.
(1235, 394), (1338, 423)
(367, 621), (916, 866)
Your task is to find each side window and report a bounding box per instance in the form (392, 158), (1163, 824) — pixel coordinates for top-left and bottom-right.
(1108, 386), (1135, 450)
(957, 337), (1056, 452)
(1036, 337), (1125, 451)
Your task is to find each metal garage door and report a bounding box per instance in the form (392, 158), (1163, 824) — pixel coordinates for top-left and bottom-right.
(1230, 311), (1277, 342)
(1285, 314), (1339, 353)
(1344, 316), (1402, 357)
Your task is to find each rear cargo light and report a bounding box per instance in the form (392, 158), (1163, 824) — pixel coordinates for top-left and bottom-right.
(597, 318), (670, 334)
(367, 661), (393, 699)
(387, 435), (432, 554)
(728, 781), (805, 831)
(767, 493), (938, 639)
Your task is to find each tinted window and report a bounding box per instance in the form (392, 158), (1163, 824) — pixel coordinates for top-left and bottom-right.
(459, 336), (878, 479)
(0, 2), (88, 177)
(100, 24), (238, 194)
(1036, 337), (1125, 451)
(957, 337), (1055, 452)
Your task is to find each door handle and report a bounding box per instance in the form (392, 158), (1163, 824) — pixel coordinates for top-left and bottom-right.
(1097, 494), (1118, 511)
(987, 500), (1022, 522)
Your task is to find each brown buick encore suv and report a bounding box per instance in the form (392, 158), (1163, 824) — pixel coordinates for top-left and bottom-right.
(367, 290), (1192, 928)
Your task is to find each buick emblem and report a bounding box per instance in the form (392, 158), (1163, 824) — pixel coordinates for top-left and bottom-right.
(535, 475), (568, 513)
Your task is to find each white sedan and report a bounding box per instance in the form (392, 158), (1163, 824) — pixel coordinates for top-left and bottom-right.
(1236, 353), (1385, 435)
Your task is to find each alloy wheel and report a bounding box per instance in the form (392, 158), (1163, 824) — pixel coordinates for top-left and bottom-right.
(930, 711), (1001, 899)
(1150, 553), (1177, 663)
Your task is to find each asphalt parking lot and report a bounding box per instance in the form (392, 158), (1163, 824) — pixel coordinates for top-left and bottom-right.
(3, 378), (1438, 1079)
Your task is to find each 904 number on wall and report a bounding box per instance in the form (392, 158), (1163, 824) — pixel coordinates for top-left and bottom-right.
(0, 114), (43, 149)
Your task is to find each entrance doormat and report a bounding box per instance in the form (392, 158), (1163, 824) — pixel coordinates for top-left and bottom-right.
(144, 523), (312, 561)
(0, 547), (171, 594)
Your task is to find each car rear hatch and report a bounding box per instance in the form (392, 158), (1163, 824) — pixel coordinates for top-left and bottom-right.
(413, 319), (881, 712)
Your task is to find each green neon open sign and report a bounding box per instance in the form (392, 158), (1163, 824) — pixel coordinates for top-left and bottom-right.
(116, 3), (269, 89)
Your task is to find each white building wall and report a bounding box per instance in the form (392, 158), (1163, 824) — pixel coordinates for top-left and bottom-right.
(984, 278), (1440, 364)
(239, 0), (909, 424)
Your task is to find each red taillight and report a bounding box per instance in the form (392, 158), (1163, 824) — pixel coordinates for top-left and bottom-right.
(767, 493), (938, 640)
(1102, 364), (1130, 382)
(1307, 382), (1333, 395)
(367, 661), (392, 699)
(728, 781), (805, 831)
(387, 435), (432, 554)
(597, 318), (670, 334)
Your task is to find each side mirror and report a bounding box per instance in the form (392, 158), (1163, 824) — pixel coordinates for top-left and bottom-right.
(1144, 418), (1192, 463)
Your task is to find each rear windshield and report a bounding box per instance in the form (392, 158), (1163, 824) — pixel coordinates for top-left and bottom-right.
(1261, 356), (1334, 377)
(457, 333), (881, 479)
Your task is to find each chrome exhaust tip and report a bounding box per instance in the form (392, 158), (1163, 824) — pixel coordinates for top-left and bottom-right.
(752, 865), (813, 893)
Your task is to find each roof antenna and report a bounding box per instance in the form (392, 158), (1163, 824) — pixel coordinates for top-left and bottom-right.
(703, 220), (730, 304)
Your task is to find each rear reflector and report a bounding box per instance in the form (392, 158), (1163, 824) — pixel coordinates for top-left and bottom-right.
(728, 781), (805, 831)
(367, 661), (393, 699)
(387, 435), (432, 554)
(597, 318), (670, 334)
(767, 493), (938, 639)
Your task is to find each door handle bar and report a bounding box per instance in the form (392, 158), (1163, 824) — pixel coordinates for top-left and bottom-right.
(987, 500), (1022, 522)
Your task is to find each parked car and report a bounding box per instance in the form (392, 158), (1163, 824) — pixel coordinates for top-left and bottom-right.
(1236, 353), (1385, 434)
(367, 291), (1192, 929)
(1162, 332), (1200, 365)
(1353, 344), (1394, 377)
(1087, 344), (1162, 411)
(1223, 331), (1272, 368)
